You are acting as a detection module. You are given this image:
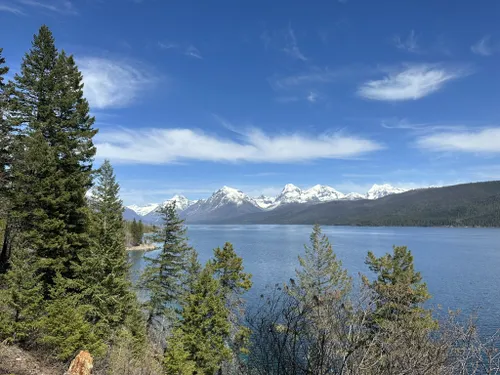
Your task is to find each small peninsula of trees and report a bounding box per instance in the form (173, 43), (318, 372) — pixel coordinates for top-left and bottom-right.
(0, 26), (499, 375)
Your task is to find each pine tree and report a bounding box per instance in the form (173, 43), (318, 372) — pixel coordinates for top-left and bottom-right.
(0, 47), (14, 272)
(38, 273), (106, 361)
(140, 201), (191, 325)
(138, 219), (144, 243)
(0, 247), (43, 343)
(293, 225), (352, 374)
(130, 218), (142, 246)
(211, 242), (252, 296)
(9, 25), (97, 289)
(296, 224), (351, 302)
(363, 245), (435, 328)
(164, 266), (231, 375)
(0, 47), (11, 198)
(74, 160), (136, 337)
(209, 242), (252, 358)
(185, 247), (201, 295)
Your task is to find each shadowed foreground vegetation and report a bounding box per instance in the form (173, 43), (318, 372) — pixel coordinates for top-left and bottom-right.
(0, 26), (499, 375)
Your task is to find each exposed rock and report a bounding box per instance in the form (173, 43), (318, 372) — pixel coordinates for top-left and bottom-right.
(66, 350), (93, 375)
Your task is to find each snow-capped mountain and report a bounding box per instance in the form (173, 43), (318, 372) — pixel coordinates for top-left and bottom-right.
(365, 184), (408, 200)
(167, 195), (195, 211)
(182, 186), (262, 223)
(125, 183), (411, 223)
(127, 203), (159, 216)
(203, 186), (257, 210)
(254, 195), (276, 209)
(302, 184), (345, 202)
(128, 195), (195, 218)
(343, 192), (365, 200)
(269, 184), (346, 208)
(273, 184), (304, 205)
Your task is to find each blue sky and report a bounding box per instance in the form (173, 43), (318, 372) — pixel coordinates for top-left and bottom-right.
(1, 0), (500, 204)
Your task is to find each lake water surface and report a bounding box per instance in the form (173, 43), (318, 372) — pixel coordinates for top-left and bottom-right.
(128, 225), (500, 333)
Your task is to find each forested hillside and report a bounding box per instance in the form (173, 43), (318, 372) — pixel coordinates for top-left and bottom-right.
(216, 181), (500, 227)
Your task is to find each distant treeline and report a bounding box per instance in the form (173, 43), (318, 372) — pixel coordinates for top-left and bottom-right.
(124, 219), (156, 247)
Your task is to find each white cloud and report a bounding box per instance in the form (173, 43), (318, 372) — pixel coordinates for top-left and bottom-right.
(271, 65), (370, 90)
(283, 24), (307, 61)
(471, 35), (494, 56)
(0, 4), (24, 14)
(416, 127), (500, 153)
(185, 45), (202, 59)
(358, 64), (466, 101)
(96, 127), (382, 164)
(393, 30), (419, 53)
(17, 0), (76, 14)
(158, 41), (177, 50)
(306, 91), (318, 103)
(78, 57), (154, 109)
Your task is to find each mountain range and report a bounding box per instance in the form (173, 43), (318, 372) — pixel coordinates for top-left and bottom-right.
(124, 181), (500, 227)
(126, 183), (409, 223)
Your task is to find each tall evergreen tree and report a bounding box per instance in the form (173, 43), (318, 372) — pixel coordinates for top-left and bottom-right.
(75, 160), (136, 337)
(0, 247), (43, 343)
(296, 224), (351, 302)
(292, 225), (353, 375)
(0, 47), (10, 197)
(9, 25), (97, 288)
(0, 47), (14, 272)
(164, 266), (231, 375)
(141, 201), (191, 325)
(209, 242), (252, 359)
(130, 218), (142, 246)
(363, 245), (435, 328)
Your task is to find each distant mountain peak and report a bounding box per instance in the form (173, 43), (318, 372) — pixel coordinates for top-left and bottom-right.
(127, 203), (159, 216)
(366, 184), (407, 200)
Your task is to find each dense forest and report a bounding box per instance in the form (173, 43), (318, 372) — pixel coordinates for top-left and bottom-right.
(215, 181), (500, 227)
(1, 26), (499, 375)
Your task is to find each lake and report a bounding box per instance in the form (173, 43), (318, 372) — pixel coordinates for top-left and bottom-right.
(128, 225), (500, 334)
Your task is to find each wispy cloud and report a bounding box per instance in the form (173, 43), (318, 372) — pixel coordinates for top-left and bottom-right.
(393, 30), (420, 53)
(261, 24), (307, 61)
(381, 118), (467, 133)
(78, 57), (155, 109)
(158, 41), (177, 50)
(10, 0), (77, 14)
(283, 24), (307, 61)
(0, 3), (24, 14)
(96, 127), (382, 164)
(416, 127), (500, 153)
(185, 45), (202, 59)
(306, 91), (318, 103)
(271, 66), (363, 90)
(471, 35), (495, 56)
(358, 64), (467, 101)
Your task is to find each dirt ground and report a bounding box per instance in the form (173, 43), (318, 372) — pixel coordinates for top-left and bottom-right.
(0, 343), (63, 375)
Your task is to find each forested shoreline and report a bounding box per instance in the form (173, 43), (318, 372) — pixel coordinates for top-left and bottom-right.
(1, 26), (500, 375)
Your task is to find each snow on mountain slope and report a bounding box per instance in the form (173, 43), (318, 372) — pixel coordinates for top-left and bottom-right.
(254, 195), (276, 209)
(365, 184), (408, 200)
(128, 195), (194, 216)
(167, 195), (194, 211)
(182, 186), (262, 222)
(302, 184), (345, 202)
(126, 183), (412, 223)
(343, 192), (365, 200)
(202, 186), (258, 211)
(270, 184), (345, 208)
(273, 184), (304, 205)
(127, 203), (159, 216)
